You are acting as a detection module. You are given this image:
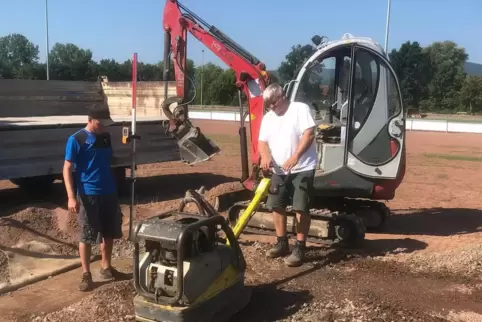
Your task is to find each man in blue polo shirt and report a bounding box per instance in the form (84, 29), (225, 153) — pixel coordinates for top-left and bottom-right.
(63, 104), (123, 291)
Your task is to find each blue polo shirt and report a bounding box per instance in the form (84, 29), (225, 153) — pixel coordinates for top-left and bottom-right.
(64, 129), (116, 196)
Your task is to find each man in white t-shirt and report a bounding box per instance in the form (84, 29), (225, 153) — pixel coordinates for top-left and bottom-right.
(258, 83), (317, 267)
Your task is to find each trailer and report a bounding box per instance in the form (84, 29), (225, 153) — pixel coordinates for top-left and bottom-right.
(0, 78), (181, 192)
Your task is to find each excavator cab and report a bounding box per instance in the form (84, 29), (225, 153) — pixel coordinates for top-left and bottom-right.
(286, 33), (406, 200)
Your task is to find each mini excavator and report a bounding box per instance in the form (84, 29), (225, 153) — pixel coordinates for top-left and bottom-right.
(131, 1), (407, 321)
(158, 0), (406, 247)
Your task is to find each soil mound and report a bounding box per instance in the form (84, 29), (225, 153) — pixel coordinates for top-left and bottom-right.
(0, 205), (80, 289)
(181, 181), (246, 213)
(0, 206), (78, 256)
(32, 280), (136, 322)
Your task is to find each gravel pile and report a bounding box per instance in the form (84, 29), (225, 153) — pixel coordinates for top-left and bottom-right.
(30, 280), (136, 322)
(278, 299), (449, 322)
(379, 244), (482, 278)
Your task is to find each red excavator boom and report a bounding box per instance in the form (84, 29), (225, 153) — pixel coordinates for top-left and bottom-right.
(162, 0), (272, 190)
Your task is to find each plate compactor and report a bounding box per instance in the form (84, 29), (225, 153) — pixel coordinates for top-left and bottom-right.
(132, 173), (301, 322)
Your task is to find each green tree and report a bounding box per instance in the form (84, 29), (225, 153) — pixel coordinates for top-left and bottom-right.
(97, 59), (129, 81)
(424, 41), (468, 111)
(277, 44), (316, 84)
(460, 76), (482, 113)
(0, 33), (40, 79)
(49, 43), (97, 80)
(193, 63), (222, 105)
(389, 41), (430, 109)
(192, 64), (239, 105)
(211, 69), (237, 105)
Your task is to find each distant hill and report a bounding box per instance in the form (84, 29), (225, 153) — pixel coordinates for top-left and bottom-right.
(465, 62), (482, 76)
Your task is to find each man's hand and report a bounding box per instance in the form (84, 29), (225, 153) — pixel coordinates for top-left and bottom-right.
(282, 154), (299, 172)
(68, 197), (79, 213)
(260, 155), (272, 171)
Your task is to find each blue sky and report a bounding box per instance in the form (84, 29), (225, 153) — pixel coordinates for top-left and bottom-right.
(1, 0), (480, 70)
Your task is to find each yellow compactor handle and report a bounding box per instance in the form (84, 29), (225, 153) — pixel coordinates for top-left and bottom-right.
(226, 177), (272, 246)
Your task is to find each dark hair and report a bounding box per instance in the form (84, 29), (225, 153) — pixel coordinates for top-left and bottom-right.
(87, 103), (111, 120)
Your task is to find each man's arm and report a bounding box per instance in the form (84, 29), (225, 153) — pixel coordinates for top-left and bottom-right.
(258, 116), (272, 158)
(258, 139), (271, 157)
(63, 160), (76, 198)
(293, 127), (315, 160)
(258, 117), (273, 169)
(63, 136), (80, 200)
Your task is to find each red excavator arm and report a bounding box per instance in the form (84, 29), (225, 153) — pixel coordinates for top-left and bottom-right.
(162, 0), (271, 190)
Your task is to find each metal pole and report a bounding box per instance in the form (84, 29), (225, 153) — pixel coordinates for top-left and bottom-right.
(45, 0), (50, 80)
(200, 50), (204, 108)
(128, 53), (138, 242)
(384, 0), (392, 55)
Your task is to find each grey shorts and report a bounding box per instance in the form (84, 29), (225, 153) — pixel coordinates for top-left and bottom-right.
(78, 194), (123, 244)
(266, 169), (315, 215)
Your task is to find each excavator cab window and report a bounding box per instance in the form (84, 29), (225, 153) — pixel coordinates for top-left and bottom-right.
(290, 40), (405, 179)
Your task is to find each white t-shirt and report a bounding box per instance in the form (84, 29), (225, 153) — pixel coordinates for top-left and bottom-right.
(258, 101), (317, 175)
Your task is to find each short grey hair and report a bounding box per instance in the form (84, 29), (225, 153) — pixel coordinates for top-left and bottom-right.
(262, 83), (284, 106)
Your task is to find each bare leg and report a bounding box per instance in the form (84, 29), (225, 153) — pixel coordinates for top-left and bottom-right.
(296, 212), (311, 242)
(79, 242), (91, 273)
(266, 208), (290, 258)
(273, 208), (287, 237)
(101, 237), (114, 269)
(284, 170), (314, 267)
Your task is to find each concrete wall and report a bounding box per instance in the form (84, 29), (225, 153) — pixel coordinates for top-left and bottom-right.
(101, 79), (177, 117)
(0, 78), (233, 119)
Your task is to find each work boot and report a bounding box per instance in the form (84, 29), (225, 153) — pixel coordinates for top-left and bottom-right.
(266, 236), (290, 258)
(284, 241), (305, 267)
(99, 266), (120, 281)
(79, 272), (94, 292)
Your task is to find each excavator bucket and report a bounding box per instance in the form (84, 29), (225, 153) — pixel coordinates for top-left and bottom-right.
(177, 124), (220, 165)
(162, 96), (220, 165)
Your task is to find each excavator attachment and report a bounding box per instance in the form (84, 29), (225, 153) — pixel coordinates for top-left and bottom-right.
(177, 127), (220, 165)
(162, 96), (220, 165)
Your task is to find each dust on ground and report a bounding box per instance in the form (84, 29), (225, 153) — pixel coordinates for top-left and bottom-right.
(24, 241), (482, 322)
(1, 122), (482, 321)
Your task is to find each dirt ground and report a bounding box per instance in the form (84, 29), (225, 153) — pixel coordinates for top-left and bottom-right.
(1, 120), (482, 322)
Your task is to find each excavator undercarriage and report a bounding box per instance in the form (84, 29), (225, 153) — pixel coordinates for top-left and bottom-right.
(223, 195), (390, 246)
